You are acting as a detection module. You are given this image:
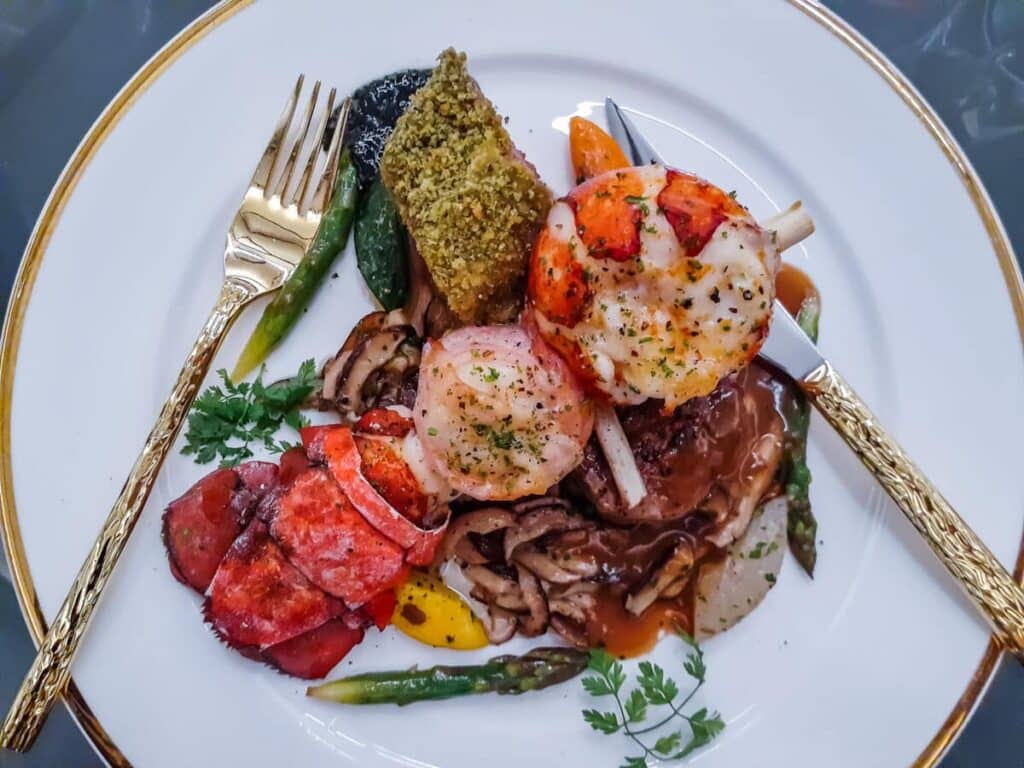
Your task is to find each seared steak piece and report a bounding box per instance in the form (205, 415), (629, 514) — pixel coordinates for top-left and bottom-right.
(566, 363), (787, 530)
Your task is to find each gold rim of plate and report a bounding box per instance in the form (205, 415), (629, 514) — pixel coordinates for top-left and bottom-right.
(1, 1), (1021, 765)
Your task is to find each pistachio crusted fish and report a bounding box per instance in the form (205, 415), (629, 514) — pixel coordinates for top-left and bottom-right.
(380, 49), (552, 323)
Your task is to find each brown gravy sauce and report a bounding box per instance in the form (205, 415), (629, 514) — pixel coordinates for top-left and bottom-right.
(587, 588), (694, 658)
(775, 262), (819, 317)
(622, 364), (789, 524)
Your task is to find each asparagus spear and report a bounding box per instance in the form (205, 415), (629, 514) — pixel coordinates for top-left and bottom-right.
(232, 149), (359, 381)
(307, 647), (589, 706)
(355, 178), (409, 311)
(781, 295), (820, 576)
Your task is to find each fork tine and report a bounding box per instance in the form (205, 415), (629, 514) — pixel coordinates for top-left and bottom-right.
(249, 74), (304, 190)
(295, 87), (336, 214)
(274, 80), (321, 205)
(309, 96), (351, 214)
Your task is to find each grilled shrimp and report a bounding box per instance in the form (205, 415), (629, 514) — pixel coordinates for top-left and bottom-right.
(529, 165), (780, 408)
(414, 324), (594, 500)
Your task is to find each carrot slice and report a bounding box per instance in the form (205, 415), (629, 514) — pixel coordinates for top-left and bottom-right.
(569, 116), (630, 183)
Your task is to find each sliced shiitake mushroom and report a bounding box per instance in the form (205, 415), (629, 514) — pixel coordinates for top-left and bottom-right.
(319, 312), (421, 419)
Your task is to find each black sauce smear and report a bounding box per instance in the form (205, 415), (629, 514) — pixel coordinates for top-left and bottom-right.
(324, 68), (431, 188)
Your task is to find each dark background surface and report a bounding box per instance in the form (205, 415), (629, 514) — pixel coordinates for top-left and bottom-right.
(0, 1), (1022, 765)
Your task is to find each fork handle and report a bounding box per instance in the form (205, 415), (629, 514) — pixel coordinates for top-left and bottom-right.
(802, 360), (1024, 658)
(0, 277), (256, 751)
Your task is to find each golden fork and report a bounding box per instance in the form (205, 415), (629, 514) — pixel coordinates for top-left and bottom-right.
(0, 76), (351, 751)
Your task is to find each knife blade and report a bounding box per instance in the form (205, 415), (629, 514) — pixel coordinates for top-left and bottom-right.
(604, 97), (663, 166)
(758, 299), (824, 380)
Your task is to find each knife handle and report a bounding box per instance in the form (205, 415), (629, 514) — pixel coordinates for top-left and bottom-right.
(802, 360), (1024, 658)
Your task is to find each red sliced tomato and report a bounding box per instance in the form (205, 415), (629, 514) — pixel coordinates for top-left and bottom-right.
(356, 408), (414, 437)
(362, 589), (399, 631)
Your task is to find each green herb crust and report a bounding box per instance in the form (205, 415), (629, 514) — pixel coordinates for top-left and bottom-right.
(380, 49), (552, 323)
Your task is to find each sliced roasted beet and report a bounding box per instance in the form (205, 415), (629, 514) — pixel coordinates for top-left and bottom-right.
(269, 468), (409, 607)
(167, 556), (189, 588)
(262, 618), (365, 679)
(164, 463), (281, 593)
(236, 461), (279, 496)
(162, 468), (242, 593)
(361, 589), (398, 631)
(279, 446), (314, 486)
(228, 461), (280, 525)
(355, 408), (414, 437)
(205, 520), (344, 649)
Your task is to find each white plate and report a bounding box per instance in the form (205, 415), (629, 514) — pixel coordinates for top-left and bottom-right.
(3, 1), (1023, 766)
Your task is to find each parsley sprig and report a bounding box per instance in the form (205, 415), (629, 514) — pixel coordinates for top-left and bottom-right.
(181, 360), (317, 467)
(581, 634), (725, 767)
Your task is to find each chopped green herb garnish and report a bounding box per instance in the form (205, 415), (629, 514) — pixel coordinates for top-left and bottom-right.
(472, 422), (521, 451)
(181, 360), (316, 467)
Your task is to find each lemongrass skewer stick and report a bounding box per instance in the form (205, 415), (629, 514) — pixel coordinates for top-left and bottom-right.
(594, 404), (648, 509)
(595, 202), (815, 510)
(764, 201), (814, 252)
